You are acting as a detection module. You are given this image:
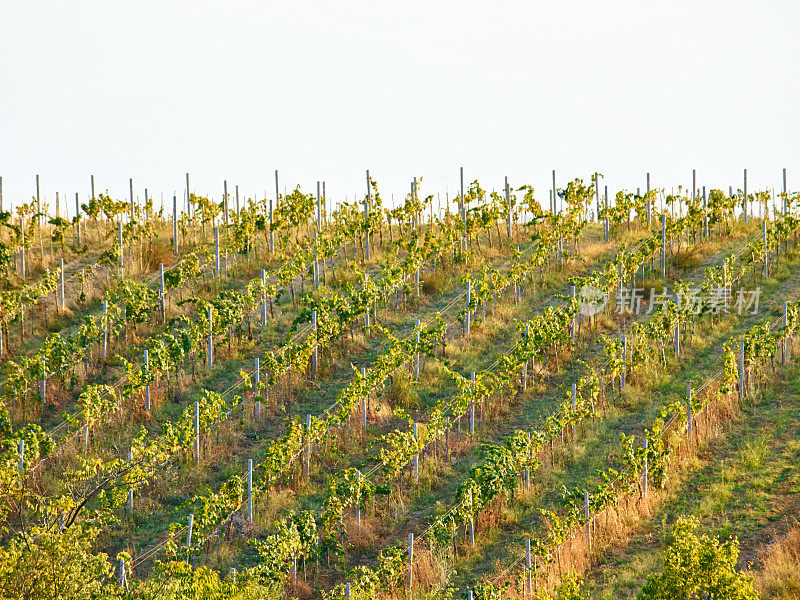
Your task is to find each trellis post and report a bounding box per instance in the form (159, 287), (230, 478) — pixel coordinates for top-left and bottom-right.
(247, 458), (253, 522)
(144, 350), (150, 412)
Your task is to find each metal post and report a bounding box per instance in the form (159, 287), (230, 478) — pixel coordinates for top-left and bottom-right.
(570, 285), (576, 342)
(584, 490), (591, 551)
(413, 422), (419, 482)
(465, 280), (471, 336)
(362, 367), (368, 431)
(312, 310), (318, 377)
(186, 172), (191, 217)
(102, 300), (108, 358)
(127, 451), (133, 512)
(159, 263), (165, 323)
(571, 383), (577, 437)
(269, 198), (274, 253)
(316, 181), (321, 231)
(686, 387), (693, 446)
(661, 213), (667, 277)
(17, 439), (24, 472)
(408, 532), (414, 592)
(194, 401), (200, 465)
(783, 302), (788, 365)
(364, 273), (370, 336)
(129, 178), (134, 223)
(305, 413), (312, 477)
(365, 170), (371, 261)
(58, 258), (65, 308)
(763, 220), (768, 278)
(118, 221), (124, 271)
(470, 371), (476, 436)
(739, 340), (745, 399)
(223, 180), (228, 227)
(505, 176), (512, 238)
(75, 192), (81, 246)
(743, 168), (748, 223)
(414, 319), (420, 381)
(119, 559), (126, 589)
(621, 334), (626, 388)
(260, 269), (267, 327)
(643, 438), (648, 498)
(247, 458), (253, 522)
(186, 513), (194, 559)
(526, 539), (532, 595)
(460, 166), (466, 253)
(604, 186), (609, 242)
(172, 194), (178, 253)
(214, 227), (220, 276)
(144, 349), (150, 412)
(207, 307), (213, 367)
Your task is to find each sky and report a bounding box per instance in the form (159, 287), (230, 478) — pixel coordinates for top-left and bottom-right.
(1, 0), (798, 215)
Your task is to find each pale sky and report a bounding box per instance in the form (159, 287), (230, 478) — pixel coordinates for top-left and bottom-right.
(1, 1), (798, 214)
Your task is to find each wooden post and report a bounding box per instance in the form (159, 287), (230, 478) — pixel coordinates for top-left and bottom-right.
(129, 178), (134, 223)
(686, 387), (693, 448)
(185, 172), (191, 216)
(604, 185), (609, 242)
(763, 220), (768, 278)
(646, 172), (651, 227)
(621, 334), (627, 388)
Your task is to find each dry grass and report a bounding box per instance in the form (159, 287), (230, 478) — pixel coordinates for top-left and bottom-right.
(752, 522), (800, 599)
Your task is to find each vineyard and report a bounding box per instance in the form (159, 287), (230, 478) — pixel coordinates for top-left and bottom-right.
(1, 170), (799, 600)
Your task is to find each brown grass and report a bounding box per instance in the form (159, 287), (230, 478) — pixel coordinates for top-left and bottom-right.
(752, 522), (800, 599)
